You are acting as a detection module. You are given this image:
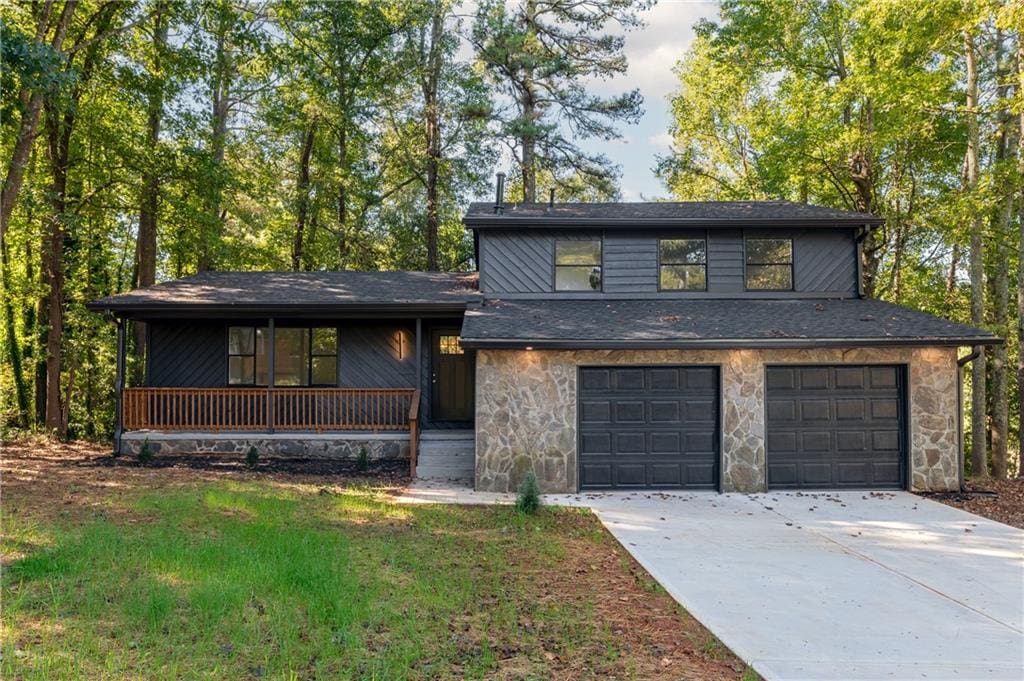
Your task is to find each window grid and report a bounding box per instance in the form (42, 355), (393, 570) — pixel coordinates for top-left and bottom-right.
(554, 239), (602, 291)
(745, 237), (794, 291)
(659, 238), (707, 291)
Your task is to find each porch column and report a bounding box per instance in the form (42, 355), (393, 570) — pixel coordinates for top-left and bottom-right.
(113, 317), (126, 455)
(267, 318), (275, 433)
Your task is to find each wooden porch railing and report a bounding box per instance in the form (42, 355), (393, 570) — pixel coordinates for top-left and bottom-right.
(122, 387), (419, 434)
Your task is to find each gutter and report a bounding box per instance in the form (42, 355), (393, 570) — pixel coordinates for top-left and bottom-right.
(459, 336), (1002, 350)
(464, 217), (885, 229)
(956, 349), (982, 492)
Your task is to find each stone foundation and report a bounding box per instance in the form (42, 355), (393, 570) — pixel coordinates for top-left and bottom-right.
(475, 347), (960, 494)
(120, 432), (410, 460)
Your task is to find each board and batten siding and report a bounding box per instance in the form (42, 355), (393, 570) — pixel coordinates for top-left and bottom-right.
(478, 227), (858, 296)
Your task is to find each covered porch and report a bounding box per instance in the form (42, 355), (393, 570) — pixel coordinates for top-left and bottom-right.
(87, 271), (481, 474)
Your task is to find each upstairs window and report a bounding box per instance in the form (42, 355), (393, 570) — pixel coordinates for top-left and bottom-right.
(745, 238), (793, 290)
(555, 239), (602, 291)
(659, 238), (707, 291)
(226, 326), (337, 386)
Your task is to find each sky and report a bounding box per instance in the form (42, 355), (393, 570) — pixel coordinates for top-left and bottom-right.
(467, 0), (720, 202)
(577, 0), (719, 201)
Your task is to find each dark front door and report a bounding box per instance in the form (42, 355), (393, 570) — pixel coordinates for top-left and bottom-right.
(431, 329), (474, 422)
(578, 366), (720, 490)
(765, 365), (906, 490)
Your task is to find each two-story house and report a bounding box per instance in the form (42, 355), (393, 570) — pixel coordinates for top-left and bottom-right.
(88, 193), (998, 494)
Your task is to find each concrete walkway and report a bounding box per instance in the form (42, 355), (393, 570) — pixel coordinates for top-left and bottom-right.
(396, 482), (1024, 680)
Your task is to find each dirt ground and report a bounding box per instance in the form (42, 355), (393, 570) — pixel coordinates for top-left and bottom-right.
(923, 477), (1024, 530)
(2, 438), (753, 680)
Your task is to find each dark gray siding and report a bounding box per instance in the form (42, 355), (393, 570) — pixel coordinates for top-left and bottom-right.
(149, 321), (226, 387)
(146, 318), (469, 428)
(603, 237), (658, 293)
(479, 227), (858, 297)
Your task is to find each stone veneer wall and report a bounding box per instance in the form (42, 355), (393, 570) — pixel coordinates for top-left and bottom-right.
(475, 347), (960, 494)
(120, 433), (410, 460)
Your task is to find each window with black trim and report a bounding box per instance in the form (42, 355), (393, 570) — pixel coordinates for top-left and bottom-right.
(227, 326), (337, 386)
(555, 239), (602, 291)
(745, 237), (793, 290)
(659, 238), (707, 290)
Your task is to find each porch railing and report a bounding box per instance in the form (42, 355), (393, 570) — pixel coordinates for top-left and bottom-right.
(122, 387), (419, 434)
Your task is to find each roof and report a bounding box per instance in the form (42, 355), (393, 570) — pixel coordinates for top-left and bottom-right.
(87, 271), (480, 316)
(459, 298), (999, 349)
(464, 200), (884, 228)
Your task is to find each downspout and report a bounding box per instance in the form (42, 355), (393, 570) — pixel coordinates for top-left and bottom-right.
(854, 224), (873, 299)
(957, 349), (982, 492)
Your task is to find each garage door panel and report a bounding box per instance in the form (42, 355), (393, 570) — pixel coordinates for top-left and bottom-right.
(580, 400), (611, 423)
(614, 369), (645, 391)
(580, 368), (611, 391)
(800, 399), (831, 420)
(767, 365), (905, 490)
(579, 366), (719, 490)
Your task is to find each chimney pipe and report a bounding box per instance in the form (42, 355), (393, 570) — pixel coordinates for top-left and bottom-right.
(549, 188), (555, 208)
(494, 173), (506, 214)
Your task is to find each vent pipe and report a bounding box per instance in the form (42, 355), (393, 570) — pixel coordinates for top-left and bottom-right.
(494, 172), (506, 214)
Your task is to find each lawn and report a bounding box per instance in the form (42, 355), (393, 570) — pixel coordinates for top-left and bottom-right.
(1, 439), (752, 680)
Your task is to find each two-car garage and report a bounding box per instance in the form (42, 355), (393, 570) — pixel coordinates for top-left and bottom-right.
(578, 364), (907, 491)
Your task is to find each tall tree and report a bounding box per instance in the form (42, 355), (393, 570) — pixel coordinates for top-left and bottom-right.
(132, 0), (169, 379)
(472, 0), (648, 202)
(965, 26), (987, 478)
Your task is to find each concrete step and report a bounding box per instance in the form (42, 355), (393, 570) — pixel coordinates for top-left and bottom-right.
(417, 450), (474, 461)
(420, 430), (474, 441)
(415, 467), (474, 480)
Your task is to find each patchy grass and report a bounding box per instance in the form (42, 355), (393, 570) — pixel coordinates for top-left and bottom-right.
(2, 439), (754, 679)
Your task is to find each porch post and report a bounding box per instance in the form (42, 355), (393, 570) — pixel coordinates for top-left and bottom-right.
(415, 318), (422, 420)
(267, 318), (275, 433)
(113, 317), (126, 455)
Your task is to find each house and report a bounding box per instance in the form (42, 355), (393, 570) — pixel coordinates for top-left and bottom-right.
(88, 191), (999, 494)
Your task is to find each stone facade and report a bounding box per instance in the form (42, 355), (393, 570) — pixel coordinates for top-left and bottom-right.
(120, 433), (410, 460)
(475, 346), (960, 494)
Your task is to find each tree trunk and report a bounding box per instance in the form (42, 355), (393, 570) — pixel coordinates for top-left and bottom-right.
(199, 12), (231, 273)
(291, 123), (316, 271)
(1016, 33), (1024, 478)
(990, 29), (1013, 479)
(337, 124), (348, 266)
(423, 5), (444, 271)
(1, 235), (30, 426)
(519, 0), (538, 203)
(42, 102), (70, 433)
(0, 0), (77, 244)
(133, 1), (168, 381)
(965, 29), (988, 478)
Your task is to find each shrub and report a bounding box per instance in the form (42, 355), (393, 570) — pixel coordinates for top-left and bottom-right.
(516, 471), (541, 514)
(356, 446), (369, 472)
(245, 446), (259, 469)
(137, 440), (153, 464)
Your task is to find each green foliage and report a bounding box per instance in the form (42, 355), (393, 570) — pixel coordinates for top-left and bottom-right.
(516, 470), (542, 514)
(356, 446), (369, 472)
(137, 441), (153, 464)
(245, 446), (259, 469)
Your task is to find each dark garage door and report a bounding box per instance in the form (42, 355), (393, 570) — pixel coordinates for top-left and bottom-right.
(766, 365), (906, 490)
(578, 366), (719, 490)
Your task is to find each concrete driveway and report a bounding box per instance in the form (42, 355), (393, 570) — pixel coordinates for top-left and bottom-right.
(572, 490), (1024, 680)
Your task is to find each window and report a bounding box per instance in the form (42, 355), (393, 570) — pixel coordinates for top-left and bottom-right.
(555, 239), (602, 291)
(226, 325), (337, 386)
(228, 326), (258, 385)
(745, 237), (793, 290)
(439, 334), (464, 355)
(659, 238), (707, 290)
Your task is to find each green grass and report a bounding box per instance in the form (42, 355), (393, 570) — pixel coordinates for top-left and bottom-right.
(2, 481), (611, 680)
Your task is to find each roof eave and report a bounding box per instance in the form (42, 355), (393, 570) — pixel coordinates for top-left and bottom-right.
(463, 216), (885, 229)
(459, 336), (1001, 350)
(86, 301), (474, 317)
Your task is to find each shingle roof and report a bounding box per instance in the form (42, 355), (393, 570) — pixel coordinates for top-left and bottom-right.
(459, 298), (998, 349)
(88, 271), (480, 314)
(464, 201), (883, 227)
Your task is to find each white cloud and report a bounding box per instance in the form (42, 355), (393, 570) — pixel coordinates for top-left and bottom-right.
(648, 131), (675, 151)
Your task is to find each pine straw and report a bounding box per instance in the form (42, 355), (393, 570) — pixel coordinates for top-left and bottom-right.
(924, 477), (1024, 530)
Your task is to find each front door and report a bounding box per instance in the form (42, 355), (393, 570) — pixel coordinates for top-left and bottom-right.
(431, 329), (474, 422)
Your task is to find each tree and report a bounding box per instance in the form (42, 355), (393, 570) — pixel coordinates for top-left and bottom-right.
(472, 0), (648, 202)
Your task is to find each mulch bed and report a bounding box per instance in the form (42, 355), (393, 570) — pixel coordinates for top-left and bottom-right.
(921, 478), (1024, 529)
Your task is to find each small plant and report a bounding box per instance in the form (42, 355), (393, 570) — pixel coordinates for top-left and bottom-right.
(515, 471), (541, 514)
(245, 445), (259, 469)
(137, 440), (153, 464)
(356, 446), (369, 472)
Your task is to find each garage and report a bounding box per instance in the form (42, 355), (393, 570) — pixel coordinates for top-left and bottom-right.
(765, 365), (906, 490)
(578, 366), (719, 490)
